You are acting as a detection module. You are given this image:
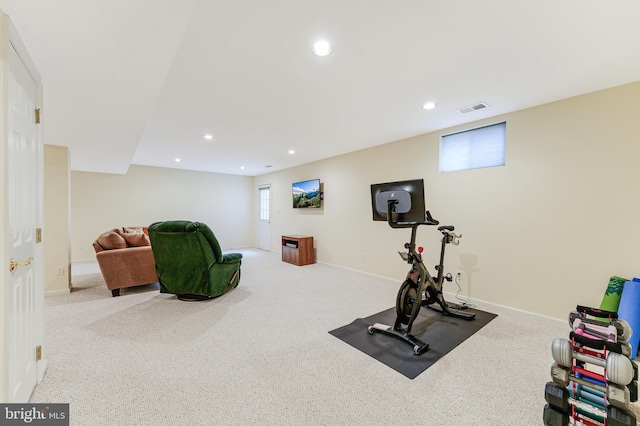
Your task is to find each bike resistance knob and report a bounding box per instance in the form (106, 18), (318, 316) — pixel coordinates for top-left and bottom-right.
(418, 247), (424, 253)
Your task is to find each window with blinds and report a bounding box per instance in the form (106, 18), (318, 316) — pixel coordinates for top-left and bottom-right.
(440, 122), (506, 173)
(259, 186), (270, 220)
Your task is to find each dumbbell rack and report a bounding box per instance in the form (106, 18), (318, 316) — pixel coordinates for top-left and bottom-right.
(544, 305), (638, 426)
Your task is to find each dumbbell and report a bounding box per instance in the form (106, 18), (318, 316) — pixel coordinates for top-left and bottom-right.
(552, 338), (634, 385)
(573, 318), (618, 342)
(545, 381), (570, 412)
(567, 398), (637, 426)
(570, 383), (607, 410)
(543, 404), (568, 426)
(551, 364), (631, 409)
(572, 318), (633, 358)
(542, 405), (609, 426)
(569, 310), (632, 341)
(543, 402), (637, 426)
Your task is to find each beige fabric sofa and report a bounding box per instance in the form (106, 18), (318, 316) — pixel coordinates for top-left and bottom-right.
(92, 227), (159, 296)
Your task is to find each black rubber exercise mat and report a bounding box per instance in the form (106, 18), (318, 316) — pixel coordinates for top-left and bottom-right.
(329, 306), (497, 379)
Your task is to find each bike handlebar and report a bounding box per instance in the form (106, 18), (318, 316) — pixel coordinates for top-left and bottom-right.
(425, 210), (439, 226)
(386, 200), (440, 229)
(385, 201), (461, 245)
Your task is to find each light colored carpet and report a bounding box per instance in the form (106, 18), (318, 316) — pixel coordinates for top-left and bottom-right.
(32, 249), (637, 425)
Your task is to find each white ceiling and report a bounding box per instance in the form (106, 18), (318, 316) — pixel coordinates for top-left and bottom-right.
(1, 0), (639, 176)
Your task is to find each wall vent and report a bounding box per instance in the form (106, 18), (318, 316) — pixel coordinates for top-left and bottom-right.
(456, 102), (490, 114)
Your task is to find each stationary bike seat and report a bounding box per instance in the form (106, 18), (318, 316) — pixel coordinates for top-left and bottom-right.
(438, 225), (454, 232)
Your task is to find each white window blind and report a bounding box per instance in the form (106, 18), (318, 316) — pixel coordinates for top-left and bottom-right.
(259, 186), (270, 220)
(440, 122), (506, 173)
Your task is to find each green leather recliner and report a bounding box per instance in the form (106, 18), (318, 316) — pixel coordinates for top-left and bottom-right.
(148, 221), (242, 300)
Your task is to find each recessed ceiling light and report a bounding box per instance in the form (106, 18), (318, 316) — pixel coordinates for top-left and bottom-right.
(203, 134), (213, 140)
(288, 150), (295, 154)
(240, 166), (245, 170)
(174, 158), (181, 163)
(312, 40), (332, 57)
(422, 102), (438, 110)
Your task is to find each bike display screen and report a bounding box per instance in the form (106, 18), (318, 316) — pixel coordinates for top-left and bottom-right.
(370, 178), (426, 223)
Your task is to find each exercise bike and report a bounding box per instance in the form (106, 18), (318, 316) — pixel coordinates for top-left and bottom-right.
(368, 200), (476, 355)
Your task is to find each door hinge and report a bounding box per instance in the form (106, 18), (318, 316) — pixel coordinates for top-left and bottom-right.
(36, 345), (42, 361)
(36, 227), (42, 243)
(35, 108), (41, 124)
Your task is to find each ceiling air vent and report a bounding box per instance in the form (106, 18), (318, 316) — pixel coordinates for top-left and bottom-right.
(456, 102), (490, 114)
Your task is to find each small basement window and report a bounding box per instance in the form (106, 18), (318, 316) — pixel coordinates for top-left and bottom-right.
(440, 122), (506, 172)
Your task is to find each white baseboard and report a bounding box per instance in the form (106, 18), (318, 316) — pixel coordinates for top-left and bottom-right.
(222, 245), (256, 251)
(71, 258), (97, 264)
(37, 359), (48, 384)
(315, 258), (564, 323)
(314, 259), (398, 283)
(441, 290), (564, 323)
(45, 288), (71, 296)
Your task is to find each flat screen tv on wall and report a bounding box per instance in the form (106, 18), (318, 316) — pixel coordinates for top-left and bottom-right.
(292, 178), (321, 208)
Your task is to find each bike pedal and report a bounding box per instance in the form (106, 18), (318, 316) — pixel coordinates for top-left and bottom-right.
(449, 303), (468, 310)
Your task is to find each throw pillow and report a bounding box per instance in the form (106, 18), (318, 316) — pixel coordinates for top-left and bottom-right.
(97, 231), (127, 250)
(122, 232), (151, 247)
(123, 226), (144, 234)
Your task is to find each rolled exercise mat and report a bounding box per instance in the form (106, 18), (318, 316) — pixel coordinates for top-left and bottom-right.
(599, 276), (629, 313)
(617, 278), (640, 359)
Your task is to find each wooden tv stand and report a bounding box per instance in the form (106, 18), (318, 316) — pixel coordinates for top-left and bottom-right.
(281, 235), (314, 266)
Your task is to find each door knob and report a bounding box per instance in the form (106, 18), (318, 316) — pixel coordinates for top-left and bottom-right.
(9, 257), (33, 272)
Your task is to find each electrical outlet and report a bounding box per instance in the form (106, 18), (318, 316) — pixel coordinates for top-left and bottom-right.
(56, 266), (64, 276)
(457, 272), (462, 280)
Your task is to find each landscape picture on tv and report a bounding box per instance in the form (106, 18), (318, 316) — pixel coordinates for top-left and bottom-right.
(292, 178), (321, 208)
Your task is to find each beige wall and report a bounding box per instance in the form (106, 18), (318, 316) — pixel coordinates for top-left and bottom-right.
(43, 145), (70, 292)
(255, 81), (640, 320)
(68, 82), (640, 320)
(71, 165), (256, 261)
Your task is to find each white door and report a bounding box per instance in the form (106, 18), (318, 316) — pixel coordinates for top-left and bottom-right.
(257, 185), (272, 251)
(7, 34), (42, 403)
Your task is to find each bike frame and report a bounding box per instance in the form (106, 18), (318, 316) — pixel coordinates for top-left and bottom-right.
(367, 201), (474, 355)
(393, 222), (460, 331)
(385, 200), (474, 328)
